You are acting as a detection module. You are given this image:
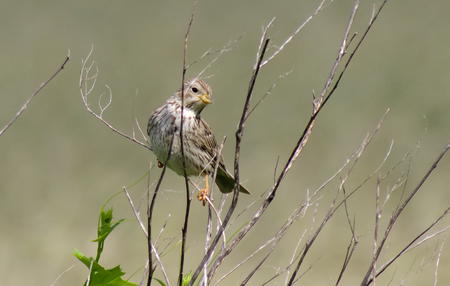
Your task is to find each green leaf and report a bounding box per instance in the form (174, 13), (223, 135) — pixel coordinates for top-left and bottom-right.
(182, 273), (192, 286)
(74, 208), (137, 286)
(94, 208), (125, 243)
(88, 266), (137, 286)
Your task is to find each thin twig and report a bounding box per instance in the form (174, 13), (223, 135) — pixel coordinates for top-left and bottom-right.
(361, 142), (450, 285)
(147, 135), (175, 286)
(140, 260), (150, 286)
(245, 70), (293, 121)
(123, 186), (148, 236)
(367, 206), (450, 285)
(0, 53), (70, 137)
(207, 0), (386, 278)
(188, 38), (270, 286)
(178, 11), (195, 286)
(433, 240), (446, 286)
(287, 187), (353, 285)
(214, 202), (308, 285)
(79, 47), (149, 150)
(50, 264), (76, 286)
(202, 137), (227, 286)
(194, 37), (242, 80)
(240, 252), (272, 285)
(260, 0), (328, 68)
(335, 232), (358, 286)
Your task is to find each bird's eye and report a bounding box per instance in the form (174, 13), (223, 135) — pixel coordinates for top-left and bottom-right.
(191, 87), (199, 93)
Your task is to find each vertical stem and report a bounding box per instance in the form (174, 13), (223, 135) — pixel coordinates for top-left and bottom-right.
(178, 13), (194, 286)
(147, 135), (175, 286)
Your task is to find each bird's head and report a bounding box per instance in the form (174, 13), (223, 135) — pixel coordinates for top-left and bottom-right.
(175, 78), (212, 114)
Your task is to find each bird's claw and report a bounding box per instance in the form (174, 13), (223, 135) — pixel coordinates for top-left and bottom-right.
(197, 188), (209, 206)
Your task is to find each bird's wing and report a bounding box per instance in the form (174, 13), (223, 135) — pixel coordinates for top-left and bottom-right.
(196, 117), (227, 170)
(147, 109), (158, 136)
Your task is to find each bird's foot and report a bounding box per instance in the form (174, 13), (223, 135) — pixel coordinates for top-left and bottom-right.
(197, 188), (209, 206)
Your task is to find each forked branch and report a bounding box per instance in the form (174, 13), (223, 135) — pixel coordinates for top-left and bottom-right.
(79, 47), (150, 150)
(206, 0), (389, 280)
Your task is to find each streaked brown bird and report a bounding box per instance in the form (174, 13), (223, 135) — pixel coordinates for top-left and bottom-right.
(147, 78), (250, 204)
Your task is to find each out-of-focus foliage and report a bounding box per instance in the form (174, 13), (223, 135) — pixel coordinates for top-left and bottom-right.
(0, 0), (449, 285)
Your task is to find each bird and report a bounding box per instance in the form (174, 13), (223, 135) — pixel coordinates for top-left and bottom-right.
(147, 78), (250, 205)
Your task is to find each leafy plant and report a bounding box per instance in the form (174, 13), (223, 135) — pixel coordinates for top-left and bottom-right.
(74, 208), (136, 286)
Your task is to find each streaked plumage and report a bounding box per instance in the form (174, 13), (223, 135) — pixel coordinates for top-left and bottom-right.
(147, 79), (249, 197)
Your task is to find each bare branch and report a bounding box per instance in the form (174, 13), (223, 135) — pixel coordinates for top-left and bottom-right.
(260, 0), (328, 68)
(123, 186), (148, 237)
(147, 135), (174, 286)
(361, 141), (450, 285)
(245, 69), (293, 121)
(50, 264), (76, 286)
(367, 206), (450, 285)
(206, 0), (390, 278)
(255, 17), (275, 68)
(287, 187), (356, 285)
(433, 240), (446, 286)
(194, 37), (242, 80)
(0, 53), (70, 137)
(135, 117), (149, 144)
(335, 232), (358, 286)
(214, 200), (309, 285)
(178, 10), (195, 285)
(189, 38), (270, 286)
(79, 47), (149, 150)
(202, 137), (227, 286)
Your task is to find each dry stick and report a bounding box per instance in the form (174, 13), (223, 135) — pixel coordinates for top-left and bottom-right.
(286, 168), (368, 286)
(188, 38), (270, 286)
(218, 0), (388, 279)
(79, 47), (150, 151)
(123, 186), (171, 286)
(367, 206), (450, 285)
(287, 194), (344, 285)
(202, 138), (227, 286)
(123, 186), (148, 237)
(0, 53), (70, 137)
(215, 203), (309, 286)
(335, 231), (358, 286)
(339, 109), (391, 246)
(50, 264), (76, 286)
(188, 36), (241, 72)
(209, 0), (378, 279)
(283, 230), (308, 285)
(147, 135), (175, 286)
(240, 251), (272, 286)
(322, 0), (388, 109)
(239, 207), (309, 286)
(245, 70), (293, 121)
(140, 260), (150, 286)
(260, 0), (328, 68)
(433, 239), (446, 286)
(195, 37), (242, 80)
(216, 124), (377, 285)
(264, 128), (392, 286)
(178, 12), (195, 286)
(238, 143), (376, 284)
(262, 232), (309, 286)
(361, 142), (450, 286)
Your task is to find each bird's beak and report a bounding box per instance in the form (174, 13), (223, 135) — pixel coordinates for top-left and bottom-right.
(199, 93), (212, 104)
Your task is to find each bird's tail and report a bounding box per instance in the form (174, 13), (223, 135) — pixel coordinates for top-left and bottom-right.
(215, 168), (250, 194)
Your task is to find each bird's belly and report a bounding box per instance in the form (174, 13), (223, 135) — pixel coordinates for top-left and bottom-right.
(150, 130), (202, 177)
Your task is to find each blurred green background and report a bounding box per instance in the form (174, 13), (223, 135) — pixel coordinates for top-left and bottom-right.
(0, 0), (449, 285)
